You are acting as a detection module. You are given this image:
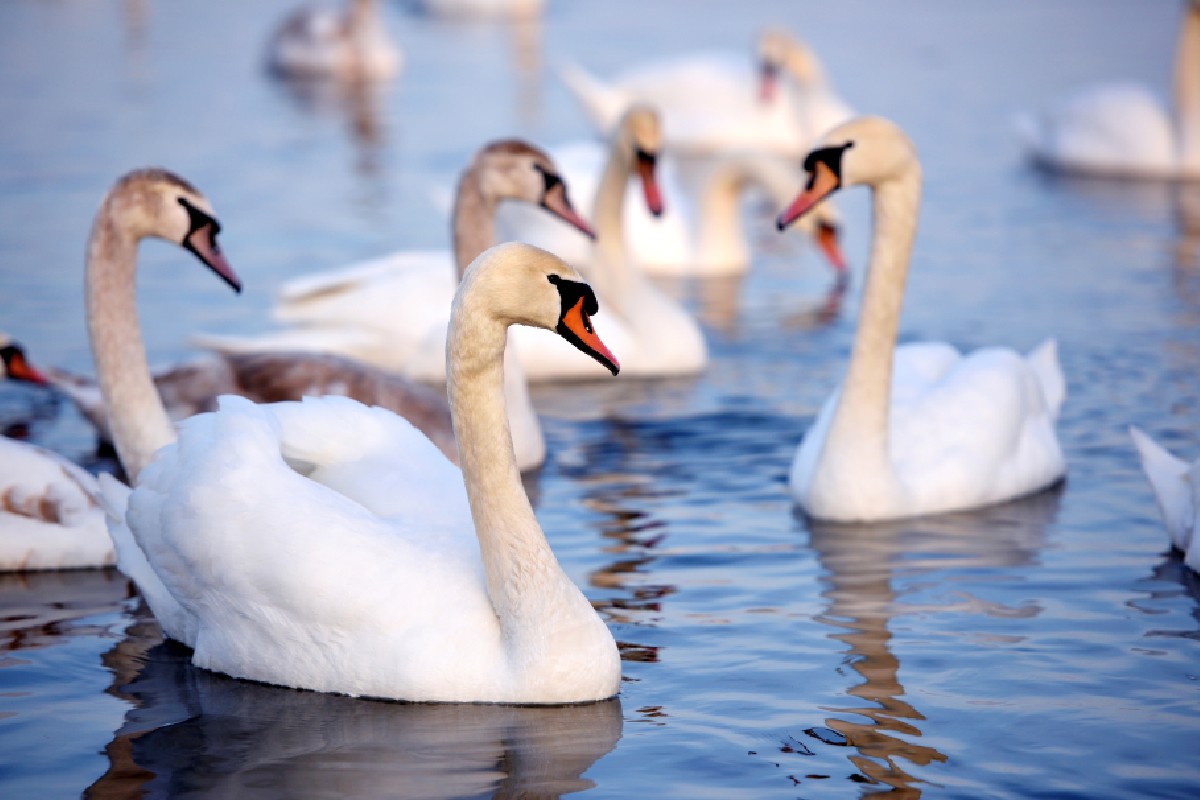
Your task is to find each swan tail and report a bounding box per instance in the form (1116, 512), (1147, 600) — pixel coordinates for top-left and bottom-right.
(1129, 426), (1196, 553)
(559, 61), (624, 133)
(1026, 339), (1065, 418)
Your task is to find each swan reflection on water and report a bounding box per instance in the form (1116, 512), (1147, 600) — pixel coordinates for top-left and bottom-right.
(804, 484), (1064, 796)
(84, 609), (622, 800)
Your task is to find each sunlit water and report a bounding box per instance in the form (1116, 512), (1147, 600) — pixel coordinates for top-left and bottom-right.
(2, 1), (1199, 798)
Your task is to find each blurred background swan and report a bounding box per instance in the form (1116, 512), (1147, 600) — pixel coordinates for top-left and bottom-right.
(267, 0), (401, 81)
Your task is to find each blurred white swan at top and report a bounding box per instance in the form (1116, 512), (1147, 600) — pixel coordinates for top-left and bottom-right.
(1015, 1), (1200, 179)
(267, 0), (401, 81)
(497, 142), (848, 278)
(1130, 427), (1200, 572)
(777, 117), (1067, 522)
(192, 140), (595, 470)
(0, 338), (113, 570)
(410, 0), (544, 19)
(505, 105), (708, 380)
(89, 166), (623, 702)
(562, 28), (853, 158)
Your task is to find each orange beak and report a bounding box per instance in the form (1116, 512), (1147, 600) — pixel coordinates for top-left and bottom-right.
(635, 151), (664, 218)
(6, 352), (49, 386)
(758, 62), (779, 104)
(541, 187), (596, 240)
(559, 297), (619, 375)
(776, 161), (840, 232)
(185, 223), (242, 294)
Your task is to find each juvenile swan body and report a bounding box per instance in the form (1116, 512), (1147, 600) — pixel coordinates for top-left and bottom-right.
(1015, 2), (1200, 178)
(777, 118), (1067, 521)
(267, 0), (401, 81)
(121, 242), (623, 703)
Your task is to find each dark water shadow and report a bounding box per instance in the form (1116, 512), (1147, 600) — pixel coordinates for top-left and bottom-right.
(803, 485), (1065, 797)
(85, 613), (623, 800)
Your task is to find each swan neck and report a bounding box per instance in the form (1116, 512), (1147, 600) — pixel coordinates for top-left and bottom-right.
(1174, 3), (1200, 167)
(445, 306), (563, 627)
(695, 163), (746, 260)
(451, 165), (497, 280)
(586, 138), (639, 308)
(85, 207), (174, 482)
(822, 168), (920, 481)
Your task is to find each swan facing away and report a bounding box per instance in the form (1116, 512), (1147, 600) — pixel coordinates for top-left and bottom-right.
(777, 117), (1067, 522)
(1015, 2), (1200, 178)
(510, 105), (709, 380)
(561, 28), (852, 158)
(1130, 427), (1200, 571)
(267, 0), (401, 81)
(84, 168), (624, 702)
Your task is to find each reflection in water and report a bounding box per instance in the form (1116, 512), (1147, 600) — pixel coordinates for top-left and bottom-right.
(653, 271), (845, 335)
(0, 569), (131, 653)
(86, 616), (623, 800)
(805, 486), (1064, 796)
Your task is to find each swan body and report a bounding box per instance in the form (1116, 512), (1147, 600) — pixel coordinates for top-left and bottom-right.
(1130, 427), (1200, 571)
(44, 350), (459, 466)
(1015, 2), (1200, 178)
(267, 0), (401, 81)
(497, 143), (846, 277)
(562, 29), (852, 158)
(0, 437), (113, 571)
(194, 140), (594, 469)
(510, 105), (709, 379)
(99, 180), (623, 705)
(778, 117), (1067, 521)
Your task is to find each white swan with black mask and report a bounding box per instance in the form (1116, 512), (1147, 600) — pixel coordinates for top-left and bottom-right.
(777, 117), (1067, 522)
(89, 170), (623, 701)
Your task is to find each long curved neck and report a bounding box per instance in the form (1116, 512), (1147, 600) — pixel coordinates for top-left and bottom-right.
(1174, 3), (1200, 168)
(451, 165), (497, 281)
(694, 161), (749, 264)
(445, 302), (569, 633)
(819, 166), (921, 487)
(588, 141), (639, 311)
(86, 206), (173, 482)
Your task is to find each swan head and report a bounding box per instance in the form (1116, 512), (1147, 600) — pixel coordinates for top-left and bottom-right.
(616, 104), (665, 217)
(458, 242), (620, 375)
(102, 168), (242, 293)
(776, 116), (917, 231)
(0, 336), (49, 386)
(473, 139), (595, 239)
(757, 28), (819, 101)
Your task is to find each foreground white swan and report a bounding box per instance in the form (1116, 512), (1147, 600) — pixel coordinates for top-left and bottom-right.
(562, 28), (852, 158)
(1015, 2), (1200, 178)
(497, 143), (847, 278)
(778, 117), (1067, 521)
(194, 140), (593, 469)
(266, 0), (401, 81)
(1130, 427), (1200, 571)
(90, 171), (622, 701)
(509, 105), (708, 379)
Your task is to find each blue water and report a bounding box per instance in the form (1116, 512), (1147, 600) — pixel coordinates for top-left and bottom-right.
(1, 0), (1199, 798)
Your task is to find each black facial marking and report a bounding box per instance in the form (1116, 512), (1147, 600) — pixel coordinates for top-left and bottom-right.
(0, 344), (21, 367)
(177, 196), (223, 261)
(532, 163), (564, 195)
(801, 142), (855, 190)
(546, 274), (617, 374)
(635, 148), (657, 170)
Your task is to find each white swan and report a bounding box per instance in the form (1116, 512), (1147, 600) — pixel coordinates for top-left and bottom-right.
(193, 140), (594, 470)
(777, 117), (1067, 522)
(1015, 2), (1200, 179)
(509, 105), (709, 379)
(44, 351), (459, 466)
(497, 143), (847, 278)
(91, 172), (622, 701)
(562, 28), (853, 158)
(1130, 427), (1200, 571)
(266, 0), (401, 81)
